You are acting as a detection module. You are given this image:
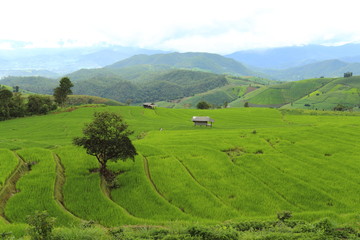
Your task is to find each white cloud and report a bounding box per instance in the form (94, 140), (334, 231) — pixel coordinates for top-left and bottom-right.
(1, 0), (360, 52)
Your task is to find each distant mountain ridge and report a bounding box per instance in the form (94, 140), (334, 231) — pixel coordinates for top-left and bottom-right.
(0, 44), (166, 77)
(226, 43), (360, 69)
(258, 59), (360, 81)
(106, 52), (258, 76)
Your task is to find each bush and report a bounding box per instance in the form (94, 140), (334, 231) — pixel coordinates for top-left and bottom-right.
(53, 227), (111, 240)
(230, 221), (276, 232)
(187, 226), (238, 240)
(196, 101), (211, 109)
(27, 211), (55, 240)
(277, 211), (292, 222)
(27, 95), (57, 115)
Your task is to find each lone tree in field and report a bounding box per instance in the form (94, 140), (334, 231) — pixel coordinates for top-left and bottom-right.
(53, 77), (73, 106)
(73, 111), (137, 178)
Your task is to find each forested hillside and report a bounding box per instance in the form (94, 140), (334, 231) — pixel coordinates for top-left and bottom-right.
(73, 69), (229, 103)
(106, 52), (258, 76)
(0, 76), (58, 95)
(261, 59), (360, 81)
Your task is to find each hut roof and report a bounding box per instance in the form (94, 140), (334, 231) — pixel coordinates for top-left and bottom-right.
(192, 116), (214, 122)
(143, 102), (155, 106)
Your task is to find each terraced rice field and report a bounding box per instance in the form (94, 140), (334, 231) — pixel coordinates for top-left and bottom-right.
(0, 106), (360, 228)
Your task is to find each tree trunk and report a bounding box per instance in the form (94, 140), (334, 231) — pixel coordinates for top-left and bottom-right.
(99, 162), (107, 176)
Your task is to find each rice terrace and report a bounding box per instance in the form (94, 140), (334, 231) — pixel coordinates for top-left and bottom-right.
(1, 105), (360, 239)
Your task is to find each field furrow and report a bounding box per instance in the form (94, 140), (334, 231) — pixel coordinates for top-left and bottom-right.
(55, 146), (145, 226)
(110, 154), (192, 220)
(260, 142), (354, 208)
(0, 149), (19, 190)
(175, 156), (238, 212)
(0, 150), (26, 223)
(53, 154), (82, 222)
(168, 146), (297, 216)
(234, 152), (343, 211)
(146, 153), (238, 220)
(4, 148), (80, 226)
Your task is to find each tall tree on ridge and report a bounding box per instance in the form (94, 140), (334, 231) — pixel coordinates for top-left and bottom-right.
(53, 77), (73, 107)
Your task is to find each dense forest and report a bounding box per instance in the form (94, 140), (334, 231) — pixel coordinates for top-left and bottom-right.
(73, 69), (229, 103)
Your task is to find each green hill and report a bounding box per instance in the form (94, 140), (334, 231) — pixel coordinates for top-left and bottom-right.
(158, 76), (265, 108)
(0, 53), (270, 105)
(230, 76), (360, 110)
(106, 52), (259, 76)
(0, 76), (58, 95)
(1, 106), (360, 235)
(283, 76), (360, 110)
(73, 69), (230, 103)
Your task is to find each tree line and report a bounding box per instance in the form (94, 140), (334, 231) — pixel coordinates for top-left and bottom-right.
(0, 77), (73, 121)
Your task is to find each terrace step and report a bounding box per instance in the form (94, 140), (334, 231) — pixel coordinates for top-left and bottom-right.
(0, 152), (28, 223)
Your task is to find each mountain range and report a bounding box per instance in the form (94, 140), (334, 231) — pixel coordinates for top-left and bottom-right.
(226, 43), (360, 69)
(1, 43), (360, 110)
(0, 43), (166, 76)
(1, 42), (360, 81)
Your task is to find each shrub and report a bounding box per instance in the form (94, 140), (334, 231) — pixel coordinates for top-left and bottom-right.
(196, 101), (210, 109)
(27, 211), (55, 240)
(150, 229), (170, 240)
(187, 226), (238, 240)
(277, 211), (292, 222)
(53, 227), (111, 240)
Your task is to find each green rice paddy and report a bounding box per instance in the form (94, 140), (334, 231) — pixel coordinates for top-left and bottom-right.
(0, 106), (360, 229)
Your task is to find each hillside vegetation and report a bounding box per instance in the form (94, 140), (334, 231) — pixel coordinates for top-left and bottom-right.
(230, 76), (360, 110)
(106, 52), (258, 76)
(261, 59), (360, 81)
(71, 69), (230, 103)
(0, 52), (267, 105)
(0, 76), (58, 95)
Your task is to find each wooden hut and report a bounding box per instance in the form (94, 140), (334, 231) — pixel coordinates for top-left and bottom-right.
(143, 103), (156, 109)
(192, 116), (214, 127)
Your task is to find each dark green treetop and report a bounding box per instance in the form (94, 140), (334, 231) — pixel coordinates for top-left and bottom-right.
(53, 77), (73, 106)
(73, 111), (137, 176)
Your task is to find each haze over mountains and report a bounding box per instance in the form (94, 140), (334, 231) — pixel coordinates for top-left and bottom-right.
(1, 42), (360, 81)
(1, 44), (360, 110)
(227, 43), (360, 69)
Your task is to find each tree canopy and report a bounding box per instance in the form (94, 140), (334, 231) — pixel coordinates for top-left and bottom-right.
(53, 77), (73, 106)
(197, 101), (211, 109)
(73, 111), (137, 176)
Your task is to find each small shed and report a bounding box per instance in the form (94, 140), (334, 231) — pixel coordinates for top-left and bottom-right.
(143, 102), (156, 109)
(192, 116), (214, 127)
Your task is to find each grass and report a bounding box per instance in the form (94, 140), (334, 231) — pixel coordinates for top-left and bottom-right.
(171, 85), (247, 108)
(1, 106), (360, 228)
(4, 148), (79, 226)
(109, 153), (193, 221)
(0, 149), (18, 188)
(55, 146), (144, 226)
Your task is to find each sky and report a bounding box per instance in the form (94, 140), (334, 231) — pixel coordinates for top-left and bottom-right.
(1, 0), (360, 54)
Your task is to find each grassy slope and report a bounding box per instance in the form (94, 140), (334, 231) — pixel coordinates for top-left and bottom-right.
(0, 149), (18, 188)
(283, 76), (360, 110)
(157, 76), (264, 109)
(0, 106), (360, 226)
(4, 148), (80, 226)
(230, 76), (360, 110)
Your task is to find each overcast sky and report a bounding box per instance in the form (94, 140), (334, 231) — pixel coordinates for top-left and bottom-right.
(1, 0), (359, 53)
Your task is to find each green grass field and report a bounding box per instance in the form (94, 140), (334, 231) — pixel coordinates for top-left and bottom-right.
(1, 106), (360, 231)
